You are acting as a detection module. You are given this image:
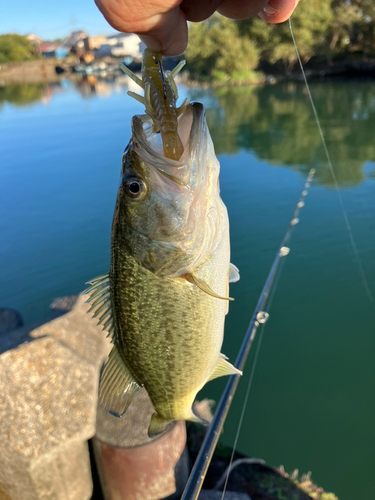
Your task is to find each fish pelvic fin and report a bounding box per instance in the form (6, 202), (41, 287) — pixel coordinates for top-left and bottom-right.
(148, 413), (174, 438)
(99, 345), (142, 417)
(185, 273), (234, 301)
(229, 263), (240, 283)
(207, 354), (242, 382)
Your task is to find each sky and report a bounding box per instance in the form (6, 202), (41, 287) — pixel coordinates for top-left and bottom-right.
(1, 0), (118, 40)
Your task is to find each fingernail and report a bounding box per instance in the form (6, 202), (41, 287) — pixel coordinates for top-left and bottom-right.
(263, 3), (278, 15)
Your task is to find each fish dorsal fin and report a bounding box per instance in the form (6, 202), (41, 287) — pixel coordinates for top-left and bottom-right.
(99, 346), (142, 417)
(83, 274), (115, 342)
(207, 354), (242, 382)
(185, 273), (234, 301)
(229, 263), (240, 283)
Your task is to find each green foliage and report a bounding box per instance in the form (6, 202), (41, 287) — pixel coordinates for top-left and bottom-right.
(239, 0), (333, 66)
(185, 1), (375, 81)
(187, 81), (375, 188)
(0, 34), (40, 64)
(185, 15), (259, 82)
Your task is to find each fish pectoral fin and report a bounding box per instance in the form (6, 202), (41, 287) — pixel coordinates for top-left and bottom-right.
(229, 263), (240, 283)
(207, 355), (242, 382)
(148, 413), (174, 438)
(186, 273), (234, 301)
(84, 273), (115, 341)
(99, 346), (141, 417)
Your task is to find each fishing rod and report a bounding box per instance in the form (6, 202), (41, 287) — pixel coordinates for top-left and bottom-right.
(180, 167), (315, 500)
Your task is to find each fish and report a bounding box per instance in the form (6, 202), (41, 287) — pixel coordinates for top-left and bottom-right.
(85, 51), (241, 437)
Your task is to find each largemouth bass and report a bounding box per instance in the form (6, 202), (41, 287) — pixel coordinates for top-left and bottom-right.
(85, 52), (241, 436)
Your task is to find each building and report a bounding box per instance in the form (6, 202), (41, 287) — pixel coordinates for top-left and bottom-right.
(61, 30), (87, 53)
(83, 35), (108, 52)
(26, 34), (43, 53)
(94, 33), (143, 59)
(40, 42), (69, 59)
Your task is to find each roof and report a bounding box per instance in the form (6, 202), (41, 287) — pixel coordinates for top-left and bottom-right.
(40, 42), (61, 52)
(62, 30), (87, 49)
(107, 33), (134, 40)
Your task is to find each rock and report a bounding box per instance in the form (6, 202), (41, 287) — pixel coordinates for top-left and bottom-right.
(0, 294), (111, 500)
(0, 336), (97, 499)
(0, 308), (23, 334)
(30, 294), (111, 368)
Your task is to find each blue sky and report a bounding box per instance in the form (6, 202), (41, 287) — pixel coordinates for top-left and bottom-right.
(1, 0), (118, 40)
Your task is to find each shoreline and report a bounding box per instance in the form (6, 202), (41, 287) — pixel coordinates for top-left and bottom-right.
(1, 57), (375, 87)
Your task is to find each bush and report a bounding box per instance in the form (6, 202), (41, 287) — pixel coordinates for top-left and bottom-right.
(0, 34), (40, 64)
(185, 15), (259, 82)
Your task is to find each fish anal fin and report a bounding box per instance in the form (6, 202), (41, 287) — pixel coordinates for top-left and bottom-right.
(185, 273), (233, 301)
(148, 413), (174, 437)
(207, 355), (242, 382)
(229, 263), (240, 283)
(99, 346), (141, 417)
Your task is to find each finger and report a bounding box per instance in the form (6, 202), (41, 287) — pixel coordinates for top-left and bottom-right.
(217, 0), (269, 19)
(180, 0), (222, 22)
(139, 9), (188, 56)
(258, 0), (299, 24)
(95, 0), (187, 56)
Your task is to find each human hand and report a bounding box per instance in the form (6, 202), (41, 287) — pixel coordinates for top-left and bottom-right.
(95, 0), (300, 56)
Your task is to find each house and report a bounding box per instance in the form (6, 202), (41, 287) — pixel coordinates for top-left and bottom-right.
(83, 35), (108, 52)
(26, 34), (43, 53)
(26, 34), (43, 44)
(40, 42), (69, 59)
(61, 31), (87, 53)
(94, 33), (143, 59)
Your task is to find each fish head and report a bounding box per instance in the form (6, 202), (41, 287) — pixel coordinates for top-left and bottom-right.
(116, 102), (227, 276)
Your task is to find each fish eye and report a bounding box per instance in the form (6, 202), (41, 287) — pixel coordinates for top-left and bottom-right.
(124, 176), (147, 199)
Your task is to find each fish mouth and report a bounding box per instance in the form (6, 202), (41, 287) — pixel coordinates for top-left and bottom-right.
(131, 102), (205, 186)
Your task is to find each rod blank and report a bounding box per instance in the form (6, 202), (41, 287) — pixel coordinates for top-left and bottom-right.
(180, 169), (315, 500)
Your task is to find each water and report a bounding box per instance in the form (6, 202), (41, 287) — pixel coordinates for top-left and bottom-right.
(1, 77), (375, 499)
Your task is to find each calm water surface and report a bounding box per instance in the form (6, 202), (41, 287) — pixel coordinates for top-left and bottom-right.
(1, 77), (375, 499)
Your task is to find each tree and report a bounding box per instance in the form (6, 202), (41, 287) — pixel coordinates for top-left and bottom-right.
(239, 0), (333, 67)
(0, 34), (40, 64)
(185, 15), (259, 81)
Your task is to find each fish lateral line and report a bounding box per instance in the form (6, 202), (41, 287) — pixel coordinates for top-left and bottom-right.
(120, 49), (187, 161)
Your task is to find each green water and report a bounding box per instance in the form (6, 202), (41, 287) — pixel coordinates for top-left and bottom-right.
(1, 78), (375, 499)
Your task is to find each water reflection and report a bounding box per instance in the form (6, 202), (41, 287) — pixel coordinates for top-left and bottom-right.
(0, 83), (49, 108)
(189, 82), (375, 187)
(1, 78), (375, 188)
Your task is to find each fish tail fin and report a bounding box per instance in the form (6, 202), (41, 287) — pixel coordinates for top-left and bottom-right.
(148, 413), (174, 437)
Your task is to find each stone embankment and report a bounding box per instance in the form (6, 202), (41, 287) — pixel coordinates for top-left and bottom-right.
(0, 59), (71, 85)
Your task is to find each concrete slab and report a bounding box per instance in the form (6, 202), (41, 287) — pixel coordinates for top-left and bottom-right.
(0, 335), (98, 500)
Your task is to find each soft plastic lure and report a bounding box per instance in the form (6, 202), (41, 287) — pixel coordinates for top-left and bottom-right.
(120, 49), (188, 161)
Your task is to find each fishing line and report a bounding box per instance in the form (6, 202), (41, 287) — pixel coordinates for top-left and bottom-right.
(181, 170), (314, 500)
(289, 18), (374, 303)
(216, 21), (375, 496)
(216, 163), (314, 497)
(217, 254), (287, 498)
